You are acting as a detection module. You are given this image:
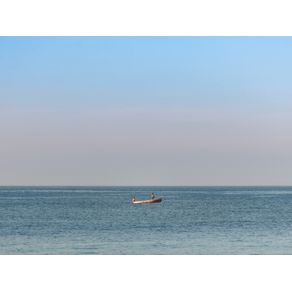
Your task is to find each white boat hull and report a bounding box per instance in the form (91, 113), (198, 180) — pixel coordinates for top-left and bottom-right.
(132, 197), (162, 205)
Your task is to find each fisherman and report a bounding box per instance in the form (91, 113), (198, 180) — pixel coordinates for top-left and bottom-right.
(132, 196), (136, 202)
(151, 193), (155, 199)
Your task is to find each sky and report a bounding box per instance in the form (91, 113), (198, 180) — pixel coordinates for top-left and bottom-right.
(1, 36), (292, 186)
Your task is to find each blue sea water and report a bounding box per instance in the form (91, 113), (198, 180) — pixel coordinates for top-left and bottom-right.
(1, 186), (292, 254)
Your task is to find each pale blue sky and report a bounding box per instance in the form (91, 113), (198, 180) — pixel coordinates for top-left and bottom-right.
(1, 37), (292, 185)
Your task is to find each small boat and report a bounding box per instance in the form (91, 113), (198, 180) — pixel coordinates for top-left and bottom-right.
(132, 196), (162, 205)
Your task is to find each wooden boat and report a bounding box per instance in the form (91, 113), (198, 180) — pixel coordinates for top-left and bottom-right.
(132, 196), (162, 205)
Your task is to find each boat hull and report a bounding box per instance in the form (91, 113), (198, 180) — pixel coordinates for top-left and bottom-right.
(132, 197), (162, 205)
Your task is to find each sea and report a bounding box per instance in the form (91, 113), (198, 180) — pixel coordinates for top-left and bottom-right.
(1, 186), (292, 254)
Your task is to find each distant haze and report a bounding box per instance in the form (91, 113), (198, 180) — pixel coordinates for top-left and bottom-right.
(1, 37), (292, 186)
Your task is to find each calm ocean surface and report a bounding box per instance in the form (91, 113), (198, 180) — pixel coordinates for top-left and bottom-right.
(1, 186), (292, 254)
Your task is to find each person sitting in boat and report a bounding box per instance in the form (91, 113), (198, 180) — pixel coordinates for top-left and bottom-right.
(132, 196), (136, 202)
(151, 193), (155, 199)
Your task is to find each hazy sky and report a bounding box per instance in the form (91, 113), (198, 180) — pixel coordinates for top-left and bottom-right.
(1, 37), (292, 185)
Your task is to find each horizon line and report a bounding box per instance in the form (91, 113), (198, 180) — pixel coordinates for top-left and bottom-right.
(1, 185), (292, 188)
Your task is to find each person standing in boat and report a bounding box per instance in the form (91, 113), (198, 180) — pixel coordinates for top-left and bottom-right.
(151, 193), (155, 199)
